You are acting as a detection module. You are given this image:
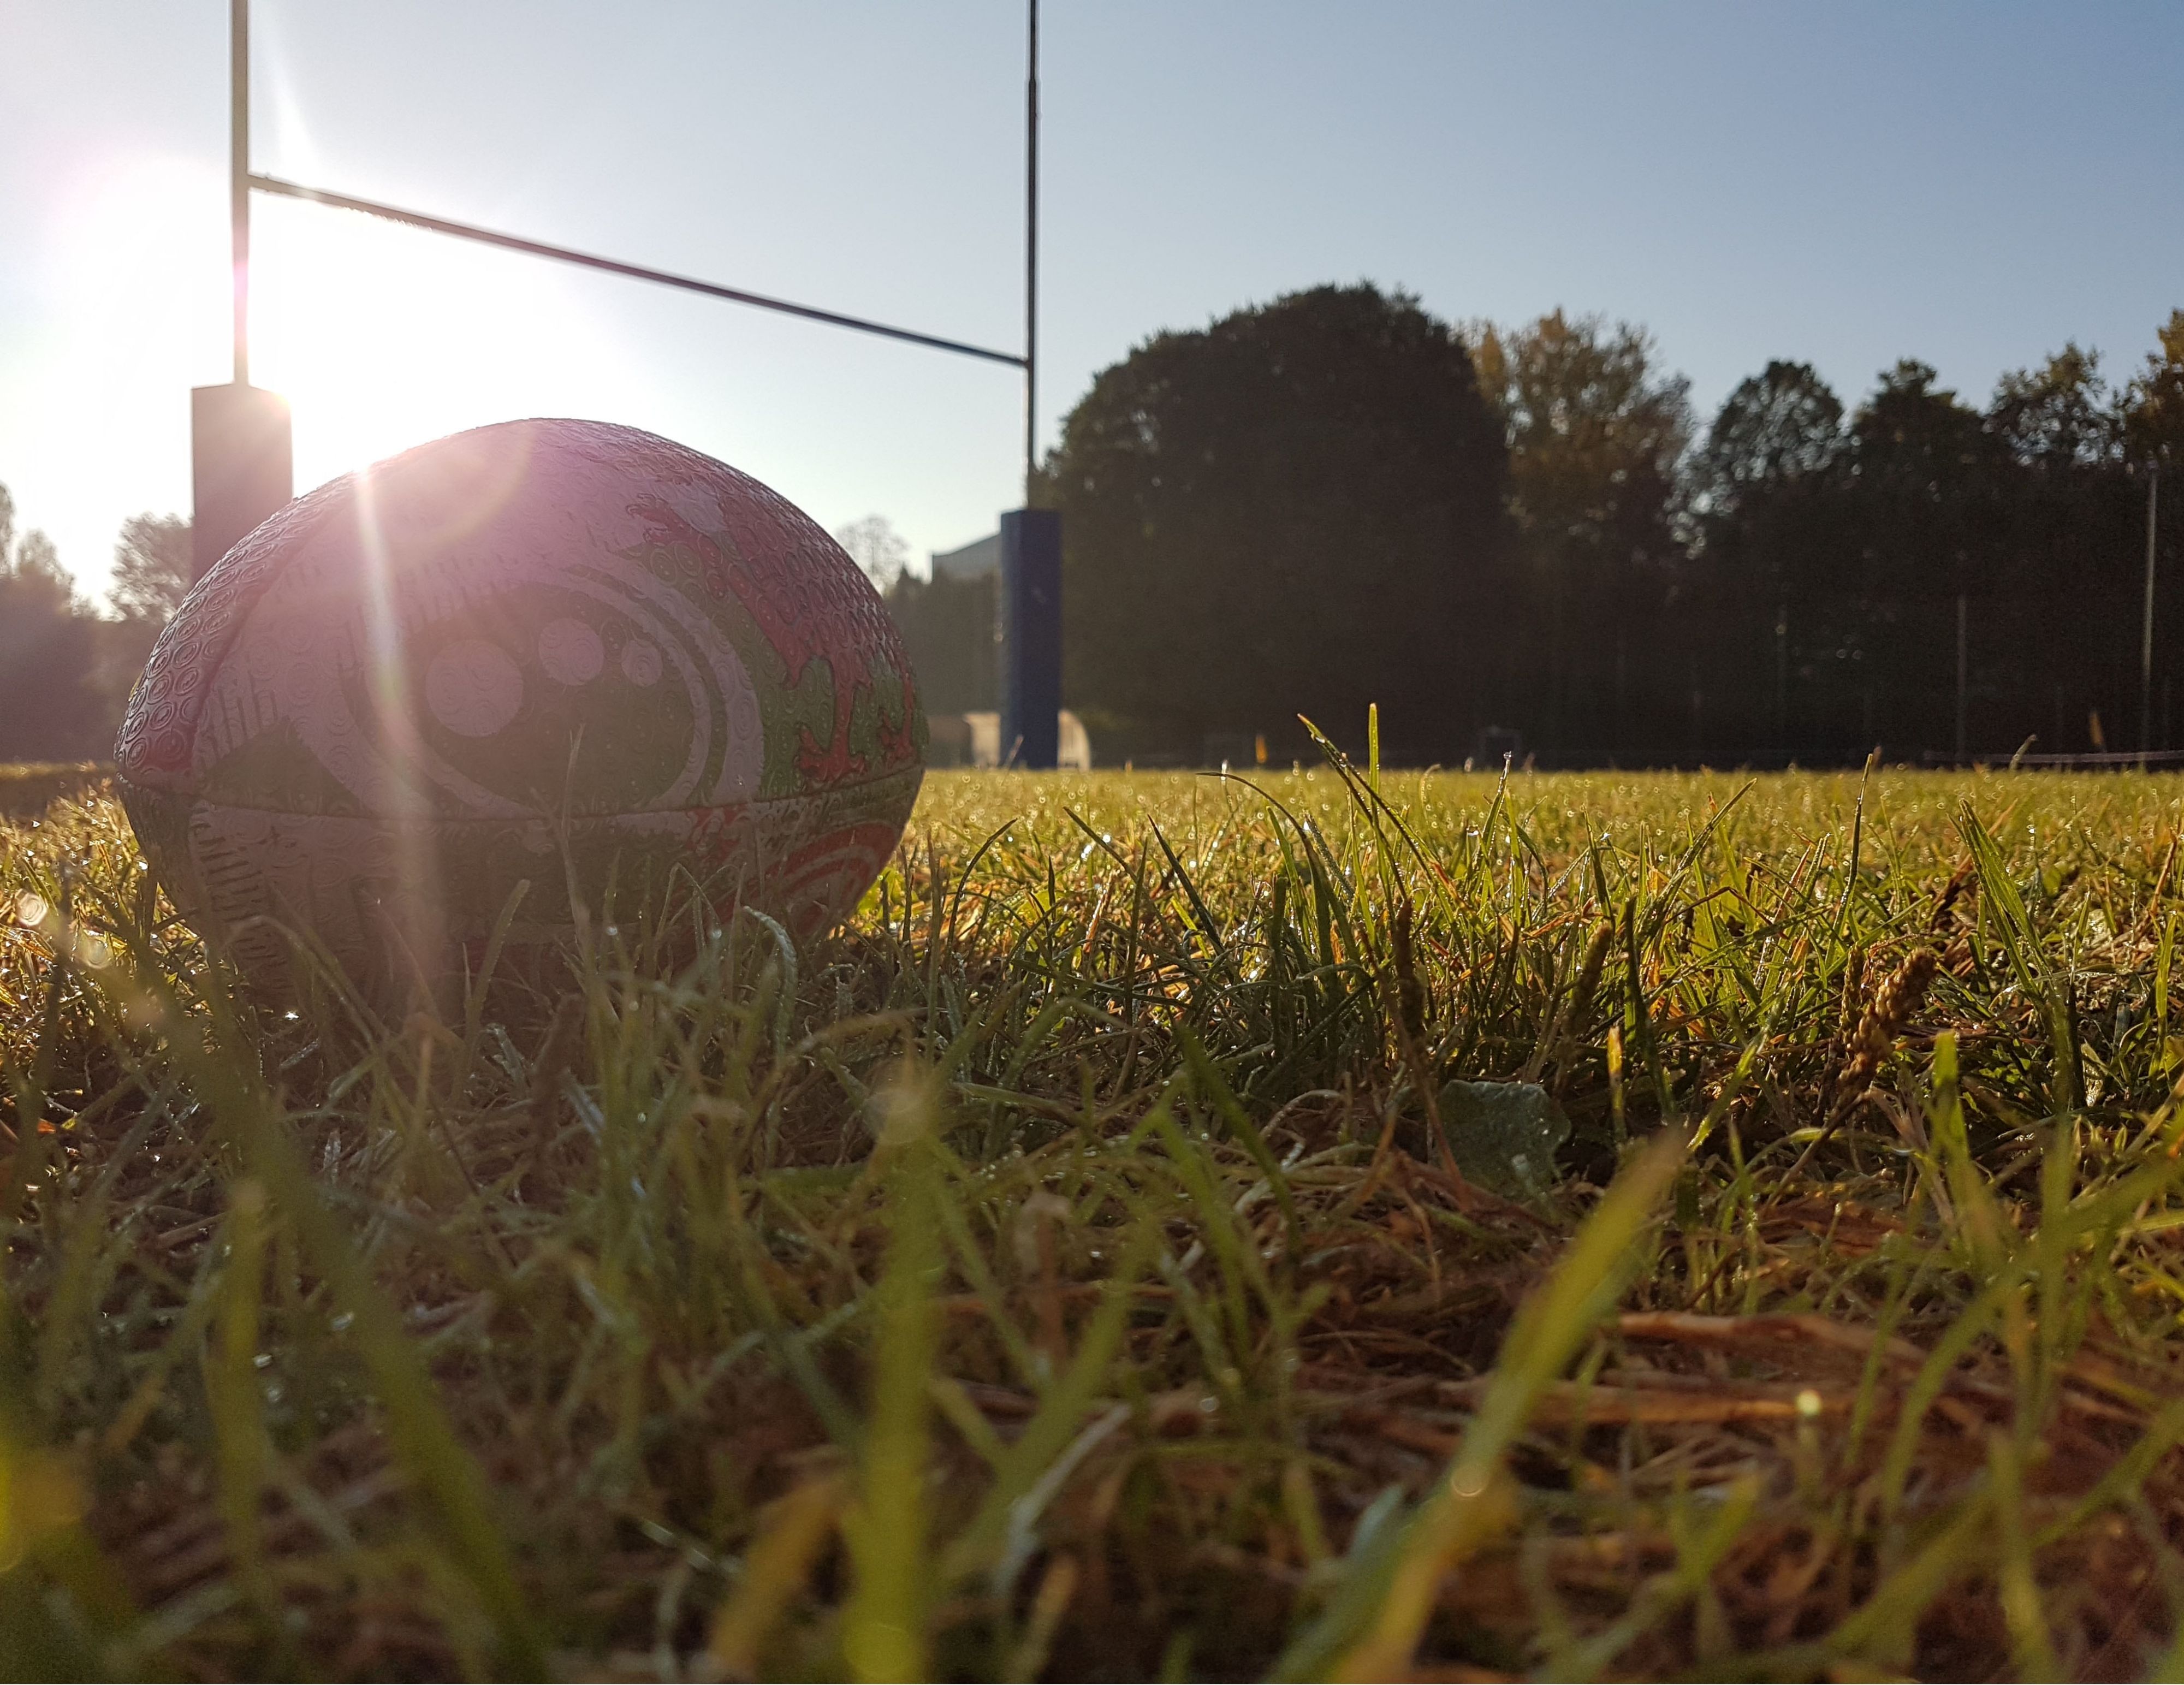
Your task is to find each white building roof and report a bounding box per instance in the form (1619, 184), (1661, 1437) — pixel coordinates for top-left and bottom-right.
(930, 532), (999, 580)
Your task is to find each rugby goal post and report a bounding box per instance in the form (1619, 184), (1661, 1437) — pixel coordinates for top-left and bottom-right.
(193, 1), (1061, 764)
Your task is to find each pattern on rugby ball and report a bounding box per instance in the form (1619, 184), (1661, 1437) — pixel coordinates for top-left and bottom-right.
(116, 418), (924, 988)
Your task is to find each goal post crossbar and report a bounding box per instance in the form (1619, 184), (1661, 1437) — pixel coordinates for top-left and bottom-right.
(247, 171), (1028, 371)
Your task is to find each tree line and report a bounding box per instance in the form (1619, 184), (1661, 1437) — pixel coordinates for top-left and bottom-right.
(1029, 286), (2184, 768)
(7, 288), (2179, 770)
(0, 488), (188, 763)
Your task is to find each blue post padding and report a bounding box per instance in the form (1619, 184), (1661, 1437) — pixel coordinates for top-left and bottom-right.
(999, 508), (1062, 769)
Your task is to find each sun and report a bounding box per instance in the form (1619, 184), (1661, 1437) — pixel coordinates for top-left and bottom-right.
(250, 193), (656, 493)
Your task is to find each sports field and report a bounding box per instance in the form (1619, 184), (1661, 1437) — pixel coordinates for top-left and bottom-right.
(4, 761), (2183, 1678)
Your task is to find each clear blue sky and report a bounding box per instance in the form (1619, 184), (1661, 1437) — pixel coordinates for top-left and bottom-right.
(4, 1), (2180, 598)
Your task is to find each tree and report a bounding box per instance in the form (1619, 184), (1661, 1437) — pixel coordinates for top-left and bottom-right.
(2124, 309), (2184, 467)
(10, 530), (70, 598)
(97, 513), (196, 722)
(836, 514), (995, 721)
(108, 513), (193, 624)
(883, 571), (995, 717)
(1471, 312), (1694, 567)
(1851, 361), (1994, 505)
(0, 486), (103, 762)
(1041, 283), (1508, 763)
(1845, 361), (2002, 607)
(1977, 348), (2143, 755)
(1990, 345), (2120, 471)
(1690, 360), (1847, 511)
(1468, 311), (1694, 761)
(1686, 361), (1850, 762)
(832, 515), (910, 590)
(2121, 315), (2184, 749)
(1833, 363), (2000, 754)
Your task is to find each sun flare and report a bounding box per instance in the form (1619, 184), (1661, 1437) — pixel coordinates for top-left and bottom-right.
(250, 194), (653, 493)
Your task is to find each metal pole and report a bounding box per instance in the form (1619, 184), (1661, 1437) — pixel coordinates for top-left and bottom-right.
(230, 0), (250, 385)
(251, 175), (1024, 367)
(1773, 602), (1786, 763)
(1955, 592), (1968, 764)
(1022, 0), (1039, 500)
(1024, 0), (1039, 501)
(2145, 461), (2161, 758)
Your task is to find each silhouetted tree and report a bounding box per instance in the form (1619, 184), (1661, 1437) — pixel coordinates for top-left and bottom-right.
(2125, 310), (2184, 467)
(99, 512), (195, 724)
(1849, 360), (2000, 578)
(1693, 361), (1849, 496)
(1831, 363), (2002, 753)
(0, 485), (104, 762)
(108, 513), (193, 625)
(2120, 316), (2184, 749)
(1976, 349), (2144, 755)
(1468, 311), (1693, 762)
(1033, 296), (2184, 769)
(884, 570), (995, 718)
(832, 515), (910, 591)
(1683, 335), (2174, 764)
(1990, 345), (2120, 471)
(1687, 361), (1851, 761)
(1042, 284), (1509, 763)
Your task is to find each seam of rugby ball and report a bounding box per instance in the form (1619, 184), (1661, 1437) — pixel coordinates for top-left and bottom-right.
(117, 480), (351, 791)
(153, 764), (925, 822)
(121, 423), (915, 799)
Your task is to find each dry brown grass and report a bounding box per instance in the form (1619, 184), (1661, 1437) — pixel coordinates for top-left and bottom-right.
(3, 764), (2184, 1678)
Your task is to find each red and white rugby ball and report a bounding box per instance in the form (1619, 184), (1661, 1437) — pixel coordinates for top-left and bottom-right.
(116, 419), (925, 987)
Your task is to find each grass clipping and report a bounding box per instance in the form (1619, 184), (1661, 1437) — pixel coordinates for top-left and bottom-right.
(5, 761), (2184, 1678)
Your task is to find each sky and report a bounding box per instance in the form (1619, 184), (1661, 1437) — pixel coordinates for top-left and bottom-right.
(3, 1), (2181, 600)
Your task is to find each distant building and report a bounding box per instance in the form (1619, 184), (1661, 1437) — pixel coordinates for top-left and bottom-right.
(929, 532), (999, 580)
(886, 556), (995, 717)
(904, 533), (1087, 764)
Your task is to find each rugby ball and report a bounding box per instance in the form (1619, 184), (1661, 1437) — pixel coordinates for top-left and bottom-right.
(116, 419), (925, 990)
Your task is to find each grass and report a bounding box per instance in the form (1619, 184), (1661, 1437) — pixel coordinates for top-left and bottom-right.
(0, 763), (106, 820)
(6, 756), (2184, 1678)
